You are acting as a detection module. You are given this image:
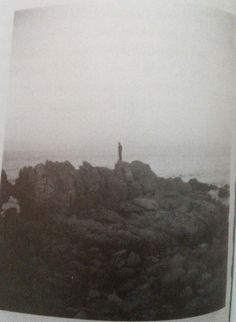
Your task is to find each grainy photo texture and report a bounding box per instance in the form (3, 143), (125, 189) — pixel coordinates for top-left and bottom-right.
(0, 3), (234, 320)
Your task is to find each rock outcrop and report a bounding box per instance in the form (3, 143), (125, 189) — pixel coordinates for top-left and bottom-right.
(218, 185), (230, 199)
(0, 160), (228, 320)
(14, 161), (77, 217)
(0, 170), (12, 208)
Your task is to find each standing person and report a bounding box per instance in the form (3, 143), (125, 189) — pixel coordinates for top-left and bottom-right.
(118, 142), (122, 161)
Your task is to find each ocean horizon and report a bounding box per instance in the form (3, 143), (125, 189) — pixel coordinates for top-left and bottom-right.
(1, 150), (230, 186)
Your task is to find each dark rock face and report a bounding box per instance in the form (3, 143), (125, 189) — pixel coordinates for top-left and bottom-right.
(0, 160), (228, 320)
(76, 161), (128, 211)
(189, 178), (217, 193)
(0, 170), (12, 208)
(75, 160), (159, 212)
(14, 161), (77, 217)
(218, 185), (230, 199)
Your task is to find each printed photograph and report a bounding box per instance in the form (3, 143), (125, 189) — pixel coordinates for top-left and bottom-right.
(0, 2), (234, 320)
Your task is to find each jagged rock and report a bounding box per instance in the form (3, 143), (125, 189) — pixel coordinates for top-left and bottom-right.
(189, 178), (211, 192)
(165, 177), (192, 195)
(0, 170), (12, 208)
(118, 280), (136, 294)
(115, 161), (134, 182)
(218, 185), (229, 198)
(14, 161), (77, 216)
(169, 254), (185, 268)
(107, 291), (122, 303)
(0, 158), (228, 320)
(161, 254), (186, 286)
(196, 272), (212, 288)
(181, 286), (194, 300)
(182, 268), (199, 285)
(114, 257), (126, 269)
(117, 267), (136, 278)
(120, 201), (144, 213)
(130, 160), (158, 194)
(113, 249), (127, 257)
(162, 268), (186, 286)
(88, 289), (101, 299)
(127, 252), (141, 267)
(76, 162), (128, 210)
(150, 256), (159, 264)
(132, 198), (159, 211)
(113, 250), (140, 269)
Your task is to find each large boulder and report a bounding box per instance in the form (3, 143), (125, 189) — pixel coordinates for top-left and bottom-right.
(189, 178), (216, 193)
(218, 185), (229, 199)
(14, 161), (77, 216)
(75, 160), (160, 212)
(131, 198), (159, 211)
(130, 160), (158, 195)
(76, 162), (128, 211)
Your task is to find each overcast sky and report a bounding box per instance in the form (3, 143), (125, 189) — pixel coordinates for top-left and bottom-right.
(4, 1), (235, 157)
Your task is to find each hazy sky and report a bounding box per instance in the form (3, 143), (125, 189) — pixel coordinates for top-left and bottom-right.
(4, 1), (235, 156)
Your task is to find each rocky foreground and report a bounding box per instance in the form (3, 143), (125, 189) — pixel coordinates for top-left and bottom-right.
(0, 160), (229, 320)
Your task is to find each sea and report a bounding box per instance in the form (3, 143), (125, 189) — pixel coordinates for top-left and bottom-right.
(1, 150), (230, 187)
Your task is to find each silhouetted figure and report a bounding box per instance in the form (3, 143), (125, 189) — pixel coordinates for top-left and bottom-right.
(118, 142), (122, 161)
